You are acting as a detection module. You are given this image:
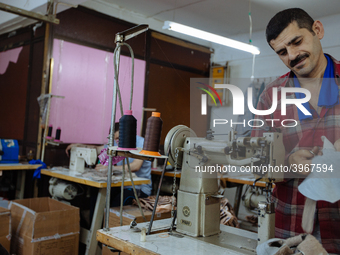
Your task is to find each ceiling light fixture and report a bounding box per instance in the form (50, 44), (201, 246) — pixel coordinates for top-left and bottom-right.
(162, 21), (260, 55)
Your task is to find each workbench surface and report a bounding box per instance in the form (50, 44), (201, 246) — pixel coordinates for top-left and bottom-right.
(97, 219), (257, 255)
(41, 168), (150, 188)
(0, 163), (42, 170)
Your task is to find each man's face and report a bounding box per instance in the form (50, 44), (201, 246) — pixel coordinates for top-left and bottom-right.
(114, 131), (119, 143)
(269, 21), (324, 78)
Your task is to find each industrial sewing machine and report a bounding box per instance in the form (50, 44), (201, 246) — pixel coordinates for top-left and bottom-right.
(164, 125), (285, 244)
(48, 146), (96, 202)
(69, 146), (97, 173)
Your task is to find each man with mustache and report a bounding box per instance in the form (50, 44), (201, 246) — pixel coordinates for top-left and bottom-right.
(252, 8), (340, 254)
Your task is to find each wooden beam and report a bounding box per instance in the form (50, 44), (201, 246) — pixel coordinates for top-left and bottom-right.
(36, 0), (55, 162)
(0, 3), (59, 25)
(151, 31), (213, 54)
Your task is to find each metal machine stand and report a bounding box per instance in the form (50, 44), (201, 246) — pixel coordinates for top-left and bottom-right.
(257, 182), (275, 244)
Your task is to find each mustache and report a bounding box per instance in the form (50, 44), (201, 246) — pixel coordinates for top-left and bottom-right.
(290, 53), (309, 68)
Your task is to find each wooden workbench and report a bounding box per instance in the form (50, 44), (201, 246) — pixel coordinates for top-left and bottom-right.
(151, 168), (181, 178)
(41, 169), (149, 188)
(41, 168), (150, 255)
(97, 218), (257, 255)
(0, 163), (42, 171)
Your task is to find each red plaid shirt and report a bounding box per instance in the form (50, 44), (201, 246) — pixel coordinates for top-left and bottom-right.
(251, 54), (340, 253)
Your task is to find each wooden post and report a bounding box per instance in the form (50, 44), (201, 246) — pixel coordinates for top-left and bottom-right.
(34, 0), (55, 197)
(36, 0), (55, 161)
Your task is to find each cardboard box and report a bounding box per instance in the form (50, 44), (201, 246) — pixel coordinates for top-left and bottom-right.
(109, 205), (171, 228)
(0, 207), (11, 253)
(9, 197), (79, 255)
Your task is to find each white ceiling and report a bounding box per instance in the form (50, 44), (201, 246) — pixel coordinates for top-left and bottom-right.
(1, 0), (340, 47)
(93, 0), (340, 36)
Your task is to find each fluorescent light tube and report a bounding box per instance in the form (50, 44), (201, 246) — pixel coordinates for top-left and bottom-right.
(163, 21), (260, 55)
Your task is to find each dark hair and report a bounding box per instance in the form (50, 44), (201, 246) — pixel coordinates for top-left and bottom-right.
(114, 122), (119, 132)
(266, 8), (315, 44)
(109, 122), (119, 135)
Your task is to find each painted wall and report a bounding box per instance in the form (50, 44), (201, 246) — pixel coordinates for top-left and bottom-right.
(49, 39), (145, 144)
(0, 47), (22, 75)
(0, 46), (28, 140)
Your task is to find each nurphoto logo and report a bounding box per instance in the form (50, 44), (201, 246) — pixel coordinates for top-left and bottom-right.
(196, 82), (223, 115)
(199, 83), (311, 128)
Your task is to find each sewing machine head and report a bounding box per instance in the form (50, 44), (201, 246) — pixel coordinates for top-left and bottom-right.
(69, 146), (97, 173)
(165, 126), (285, 183)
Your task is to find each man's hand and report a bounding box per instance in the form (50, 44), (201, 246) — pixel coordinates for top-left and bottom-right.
(95, 164), (123, 173)
(288, 146), (320, 176)
(95, 164), (108, 172)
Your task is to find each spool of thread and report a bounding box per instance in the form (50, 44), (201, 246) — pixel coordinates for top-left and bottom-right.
(140, 112), (162, 156)
(46, 124), (53, 139)
(55, 127), (61, 142)
(118, 110), (137, 150)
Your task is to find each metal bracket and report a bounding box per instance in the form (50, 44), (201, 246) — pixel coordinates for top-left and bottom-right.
(115, 24), (149, 43)
(0, 3), (60, 25)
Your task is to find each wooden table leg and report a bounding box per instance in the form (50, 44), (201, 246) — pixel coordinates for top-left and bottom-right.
(15, 170), (26, 199)
(84, 188), (106, 255)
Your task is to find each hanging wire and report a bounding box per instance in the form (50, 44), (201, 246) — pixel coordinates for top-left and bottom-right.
(153, 38), (187, 86)
(173, 0), (177, 21)
(112, 43), (135, 114)
(147, 0), (205, 19)
(251, 54), (256, 82)
(111, 44), (124, 132)
(248, 0), (253, 44)
(121, 43), (135, 111)
(249, 0), (255, 81)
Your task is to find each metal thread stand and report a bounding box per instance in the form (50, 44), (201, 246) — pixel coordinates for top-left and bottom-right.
(104, 24), (149, 231)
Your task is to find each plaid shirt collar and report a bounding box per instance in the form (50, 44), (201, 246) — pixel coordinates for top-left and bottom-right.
(278, 53), (340, 89)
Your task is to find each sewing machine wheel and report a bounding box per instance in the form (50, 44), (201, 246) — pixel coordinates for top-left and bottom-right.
(164, 125), (197, 167)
